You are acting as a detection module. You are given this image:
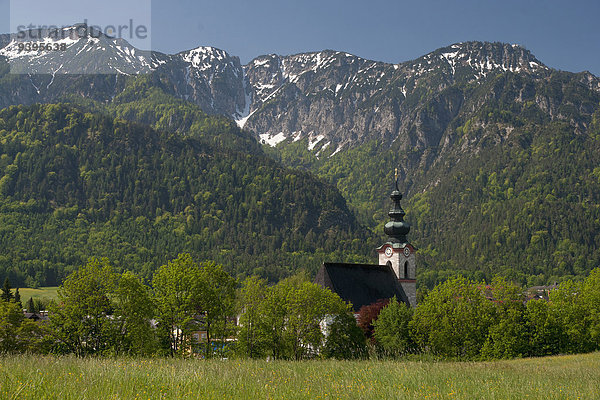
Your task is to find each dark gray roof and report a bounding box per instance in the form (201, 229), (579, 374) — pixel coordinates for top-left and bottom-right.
(315, 262), (408, 311)
(23, 312), (49, 321)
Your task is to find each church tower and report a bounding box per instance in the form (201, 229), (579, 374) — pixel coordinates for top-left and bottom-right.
(376, 170), (417, 307)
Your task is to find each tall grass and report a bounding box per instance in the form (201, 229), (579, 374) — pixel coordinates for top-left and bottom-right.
(1, 353), (597, 399)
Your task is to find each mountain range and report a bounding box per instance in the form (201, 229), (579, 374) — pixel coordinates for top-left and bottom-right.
(3, 27), (598, 154)
(1, 24), (599, 287)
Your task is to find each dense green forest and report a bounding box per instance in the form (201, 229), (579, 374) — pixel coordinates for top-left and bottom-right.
(0, 103), (373, 287)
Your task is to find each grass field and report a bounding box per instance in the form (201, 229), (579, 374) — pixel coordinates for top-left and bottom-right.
(13, 287), (59, 303)
(0, 353), (598, 399)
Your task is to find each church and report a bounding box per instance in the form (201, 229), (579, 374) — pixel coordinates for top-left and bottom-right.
(315, 172), (417, 310)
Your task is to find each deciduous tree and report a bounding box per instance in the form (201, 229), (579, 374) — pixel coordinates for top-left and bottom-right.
(481, 277), (530, 359)
(410, 276), (495, 358)
(356, 299), (389, 341)
(236, 276), (268, 358)
(373, 296), (414, 355)
(195, 261), (237, 358)
(113, 271), (157, 356)
(526, 299), (563, 356)
(548, 280), (593, 353)
(49, 258), (119, 356)
(284, 280), (347, 360)
(152, 253), (200, 355)
(323, 312), (367, 360)
(582, 267), (600, 349)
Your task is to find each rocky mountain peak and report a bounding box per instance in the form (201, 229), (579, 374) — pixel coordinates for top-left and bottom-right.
(0, 23), (154, 75)
(179, 46), (239, 72)
(411, 41), (548, 79)
(238, 42), (583, 160)
(240, 50), (385, 130)
(151, 46), (247, 117)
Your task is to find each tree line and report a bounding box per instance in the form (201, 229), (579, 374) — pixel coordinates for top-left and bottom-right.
(0, 255), (360, 359)
(1, 254), (600, 360)
(369, 271), (600, 359)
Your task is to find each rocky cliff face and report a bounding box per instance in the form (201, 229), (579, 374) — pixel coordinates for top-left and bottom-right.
(240, 42), (554, 157)
(153, 46), (249, 117)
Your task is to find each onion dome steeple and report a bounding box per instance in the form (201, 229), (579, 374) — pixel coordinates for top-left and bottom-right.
(384, 168), (410, 243)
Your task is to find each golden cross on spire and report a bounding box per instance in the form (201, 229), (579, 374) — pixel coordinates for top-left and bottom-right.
(394, 168), (398, 181)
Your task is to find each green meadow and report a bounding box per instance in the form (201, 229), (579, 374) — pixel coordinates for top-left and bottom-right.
(0, 353), (598, 399)
(15, 287), (59, 303)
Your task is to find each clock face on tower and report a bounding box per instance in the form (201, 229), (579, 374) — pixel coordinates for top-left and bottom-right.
(403, 247), (411, 257)
(384, 246), (393, 257)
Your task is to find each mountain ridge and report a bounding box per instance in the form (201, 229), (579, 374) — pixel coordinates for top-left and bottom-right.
(3, 25), (594, 120)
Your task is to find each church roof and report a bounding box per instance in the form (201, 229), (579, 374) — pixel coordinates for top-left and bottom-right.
(315, 262), (409, 311)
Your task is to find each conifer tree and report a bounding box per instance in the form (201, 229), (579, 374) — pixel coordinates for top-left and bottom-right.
(26, 297), (36, 313)
(1, 278), (12, 302)
(14, 288), (21, 307)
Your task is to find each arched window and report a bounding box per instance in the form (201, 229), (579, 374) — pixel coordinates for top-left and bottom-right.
(386, 261), (392, 269)
(404, 261), (409, 279)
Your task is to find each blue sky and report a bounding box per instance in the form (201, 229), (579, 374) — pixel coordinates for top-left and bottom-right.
(1, 0), (599, 75)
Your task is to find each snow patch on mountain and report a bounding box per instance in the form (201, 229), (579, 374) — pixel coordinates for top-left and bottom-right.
(329, 144), (343, 158)
(308, 135), (325, 151)
(315, 141), (330, 158)
(411, 42), (549, 82)
(292, 131), (303, 142)
(259, 132), (287, 147)
(233, 68), (253, 128)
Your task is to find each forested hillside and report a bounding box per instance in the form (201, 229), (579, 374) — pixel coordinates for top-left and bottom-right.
(0, 103), (372, 287)
(270, 70), (600, 287)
